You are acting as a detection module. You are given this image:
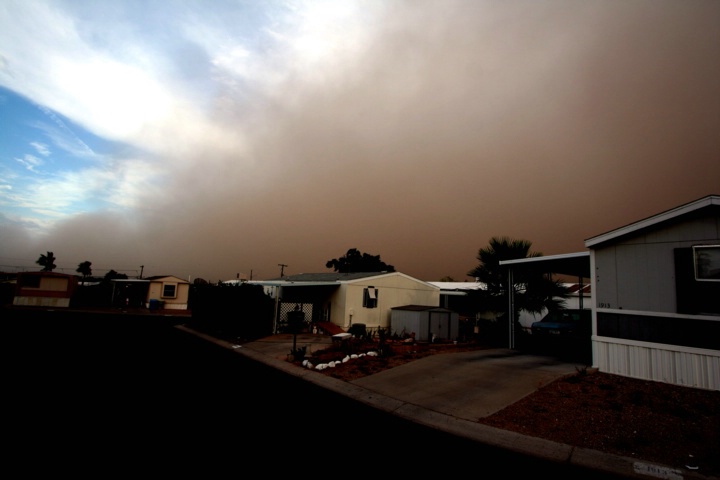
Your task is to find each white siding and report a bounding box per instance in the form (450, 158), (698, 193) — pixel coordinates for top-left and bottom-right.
(594, 248), (618, 310)
(146, 276), (190, 310)
(594, 337), (720, 390)
(332, 273), (439, 330)
(13, 296), (71, 307)
(590, 202), (720, 389)
(594, 215), (719, 313)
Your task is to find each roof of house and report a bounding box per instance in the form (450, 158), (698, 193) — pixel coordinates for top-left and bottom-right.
(144, 275), (189, 283)
(266, 272), (392, 282)
(428, 281), (486, 291)
(565, 283), (592, 294)
(253, 271), (438, 289)
(585, 194), (720, 248)
(18, 271), (79, 279)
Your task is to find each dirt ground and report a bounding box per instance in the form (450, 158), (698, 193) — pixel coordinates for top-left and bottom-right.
(301, 339), (720, 477)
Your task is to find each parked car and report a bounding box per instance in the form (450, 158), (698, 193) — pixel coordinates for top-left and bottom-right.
(530, 309), (591, 338)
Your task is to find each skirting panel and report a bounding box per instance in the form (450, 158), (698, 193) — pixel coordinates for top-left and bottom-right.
(12, 296), (71, 308)
(593, 338), (720, 391)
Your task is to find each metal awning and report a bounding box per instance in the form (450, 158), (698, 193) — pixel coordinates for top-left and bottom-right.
(499, 251), (591, 279)
(499, 251), (591, 349)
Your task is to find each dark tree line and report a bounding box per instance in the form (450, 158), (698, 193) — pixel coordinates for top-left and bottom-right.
(326, 248), (395, 273)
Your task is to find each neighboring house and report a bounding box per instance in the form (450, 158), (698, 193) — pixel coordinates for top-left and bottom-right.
(109, 275), (191, 310)
(144, 275), (191, 310)
(13, 271), (79, 308)
(501, 195), (719, 391)
(250, 271), (440, 334)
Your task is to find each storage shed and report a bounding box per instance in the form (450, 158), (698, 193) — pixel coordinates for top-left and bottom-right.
(390, 305), (459, 342)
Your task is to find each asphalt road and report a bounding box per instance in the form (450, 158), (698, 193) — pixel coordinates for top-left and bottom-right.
(4, 308), (627, 477)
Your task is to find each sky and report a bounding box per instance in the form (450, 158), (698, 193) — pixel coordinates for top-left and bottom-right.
(1, 0), (718, 282)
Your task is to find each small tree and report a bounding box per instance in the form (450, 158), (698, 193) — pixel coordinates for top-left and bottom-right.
(76, 261), (92, 279)
(326, 248), (395, 273)
(36, 251), (57, 272)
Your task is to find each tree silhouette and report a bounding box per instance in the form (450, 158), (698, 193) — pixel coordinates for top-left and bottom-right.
(36, 251), (57, 272)
(76, 261), (92, 279)
(103, 269), (128, 282)
(468, 236), (567, 317)
(326, 248), (395, 273)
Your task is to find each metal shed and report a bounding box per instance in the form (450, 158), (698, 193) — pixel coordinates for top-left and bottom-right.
(390, 305), (459, 342)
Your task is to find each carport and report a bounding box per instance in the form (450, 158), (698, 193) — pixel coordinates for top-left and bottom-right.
(499, 251), (591, 349)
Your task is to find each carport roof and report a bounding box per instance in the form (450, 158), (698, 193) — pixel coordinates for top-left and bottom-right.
(499, 251), (591, 279)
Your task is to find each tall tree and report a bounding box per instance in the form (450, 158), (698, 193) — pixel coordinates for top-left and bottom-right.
(76, 261), (92, 279)
(36, 251), (57, 272)
(326, 248), (395, 273)
(468, 236), (568, 317)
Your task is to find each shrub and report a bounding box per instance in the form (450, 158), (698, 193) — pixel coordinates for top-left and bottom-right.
(289, 345), (307, 362)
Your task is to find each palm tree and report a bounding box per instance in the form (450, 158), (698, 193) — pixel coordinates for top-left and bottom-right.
(76, 261), (92, 279)
(468, 236), (568, 319)
(36, 251), (57, 272)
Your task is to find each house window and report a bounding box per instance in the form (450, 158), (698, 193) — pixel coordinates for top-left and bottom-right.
(363, 287), (378, 308)
(675, 247), (720, 315)
(162, 283), (177, 298)
(20, 275), (41, 288)
(693, 245), (720, 282)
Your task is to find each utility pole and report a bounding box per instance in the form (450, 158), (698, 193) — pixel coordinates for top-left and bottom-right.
(139, 265), (144, 279)
(278, 263), (287, 277)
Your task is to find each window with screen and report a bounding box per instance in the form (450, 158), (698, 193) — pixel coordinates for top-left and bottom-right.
(20, 274), (41, 288)
(675, 247), (720, 315)
(363, 287), (378, 308)
(162, 283), (177, 298)
(693, 245), (720, 282)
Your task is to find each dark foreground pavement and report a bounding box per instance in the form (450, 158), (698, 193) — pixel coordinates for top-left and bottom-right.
(3, 308), (690, 478)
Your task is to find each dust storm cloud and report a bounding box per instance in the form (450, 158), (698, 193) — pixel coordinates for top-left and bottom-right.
(1, 1), (718, 281)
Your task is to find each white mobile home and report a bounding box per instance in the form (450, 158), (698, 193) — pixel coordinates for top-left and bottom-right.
(251, 271), (440, 333)
(499, 195), (719, 390)
(586, 195), (719, 390)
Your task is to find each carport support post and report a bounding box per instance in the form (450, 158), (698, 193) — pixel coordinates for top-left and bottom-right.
(273, 286), (280, 334)
(507, 268), (515, 349)
(578, 274), (584, 310)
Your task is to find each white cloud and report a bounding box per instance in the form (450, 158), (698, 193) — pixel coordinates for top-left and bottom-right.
(16, 154), (44, 172)
(30, 142), (51, 156)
